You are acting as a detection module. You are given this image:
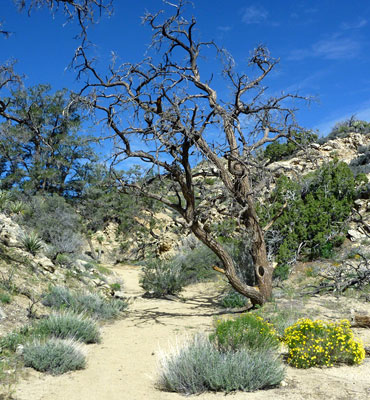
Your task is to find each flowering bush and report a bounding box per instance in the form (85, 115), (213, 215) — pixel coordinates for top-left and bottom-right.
(284, 318), (365, 368)
(210, 313), (279, 352)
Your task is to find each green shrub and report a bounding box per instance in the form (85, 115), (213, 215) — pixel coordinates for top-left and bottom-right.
(8, 200), (28, 215)
(33, 312), (101, 344)
(219, 290), (248, 309)
(55, 253), (72, 267)
(273, 263), (290, 281)
(284, 318), (365, 368)
(42, 286), (127, 319)
(0, 290), (12, 304)
(174, 242), (219, 284)
(0, 190), (12, 211)
(0, 326), (34, 353)
(158, 334), (284, 394)
(42, 286), (74, 309)
(319, 118), (370, 144)
(140, 259), (186, 298)
(210, 313), (280, 352)
(263, 130), (318, 163)
(73, 293), (127, 319)
(23, 194), (83, 256)
(0, 354), (21, 399)
(259, 160), (368, 279)
(23, 338), (86, 375)
(109, 282), (121, 292)
(21, 231), (43, 255)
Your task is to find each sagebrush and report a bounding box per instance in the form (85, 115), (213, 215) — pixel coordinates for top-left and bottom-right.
(158, 334), (285, 394)
(23, 338), (86, 375)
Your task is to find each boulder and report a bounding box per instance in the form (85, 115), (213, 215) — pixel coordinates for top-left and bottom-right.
(348, 229), (366, 241)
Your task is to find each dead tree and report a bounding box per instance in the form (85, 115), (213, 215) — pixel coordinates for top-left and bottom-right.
(14, 0), (113, 38)
(75, 1), (307, 306)
(1, 0), (112, 113)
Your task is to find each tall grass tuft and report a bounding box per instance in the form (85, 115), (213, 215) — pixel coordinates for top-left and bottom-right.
(42, 286), (127, 319)
(158, 335), (285, 394)
(33, 312), (101, 344)
(21, 231), (43, 255)
(23, 338), (86, 375)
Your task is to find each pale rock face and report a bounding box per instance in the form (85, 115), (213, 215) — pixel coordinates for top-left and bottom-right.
(268, 132), (370, 179)
(348, 229), (367, 241)
(33, 255), (55, 273)
(0, 213), (24, 247)
(0, 306), (6, 320)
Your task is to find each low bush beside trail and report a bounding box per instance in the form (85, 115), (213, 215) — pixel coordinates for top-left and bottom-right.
(210, 313), (280, 352)
(42, 286), (127, 319)
(23, 338), (86, 375)
(158, 334), (285, 394)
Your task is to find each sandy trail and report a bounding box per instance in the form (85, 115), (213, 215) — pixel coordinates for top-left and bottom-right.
(15, 265), (370, 400)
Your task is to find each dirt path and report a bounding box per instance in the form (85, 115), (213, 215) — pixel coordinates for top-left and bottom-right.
(15, 265), (370, 400)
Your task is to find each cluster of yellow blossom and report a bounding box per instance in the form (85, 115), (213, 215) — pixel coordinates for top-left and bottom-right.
(284, 318), (365, 368)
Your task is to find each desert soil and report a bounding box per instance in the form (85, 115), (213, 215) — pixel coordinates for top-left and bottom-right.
(14, 264), (370, 400)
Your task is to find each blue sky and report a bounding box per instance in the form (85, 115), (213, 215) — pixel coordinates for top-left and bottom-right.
(2, 0), (370, 137)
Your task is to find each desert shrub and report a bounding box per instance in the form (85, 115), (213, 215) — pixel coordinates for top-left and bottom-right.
(173, 238), (219, 284)
(73, 293), (127, 319)
(319, 118), (370, 144)
(284, 318), (365, 368)
(0, 353), (21, 399)
(21, 231), (43, 255)
(8, 200), (28, 215)
(158, 334), (284, 394)
(23, 194), (83, 255)
(304, 254), (370, 295)
(23, 338), (86, 375)
(42, 286), (74, 309)
(272, 263), (290, 281)
(0, 326), (33, 353)
(42, 286), (127, 319)
(254, 304), (307, 337)
(219, 290), (248, 309)
(0, 312), (100, 357)
(210, 313), (279, 352)
(140, 259), (186, 298)
(349, 145), (370, 176)
(33, 312), (100, 344)
(258, 160), (368, 279)
(109, 282), (121, 294)
(54, 253), (73, 268)
(0, 290), (11, 304)
(0, 190), (12, 211)
(263, 130), (318, 163)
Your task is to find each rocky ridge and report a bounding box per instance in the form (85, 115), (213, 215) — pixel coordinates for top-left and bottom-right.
(0, 213), (121, 337)
(111, 132), (370, 258)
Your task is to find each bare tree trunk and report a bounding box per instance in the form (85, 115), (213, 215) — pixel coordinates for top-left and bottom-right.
(191, 222), (266, 306)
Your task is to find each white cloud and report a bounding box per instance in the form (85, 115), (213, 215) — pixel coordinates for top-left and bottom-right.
(341, 19), (368, 30)
(241, 6), (268, 24)
(313, 37), (360, 59)
(288, 35), (361, 61)
(217, 26), (232, 32)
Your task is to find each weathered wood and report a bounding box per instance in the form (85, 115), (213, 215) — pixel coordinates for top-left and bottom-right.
(351, 313), (370, 328)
